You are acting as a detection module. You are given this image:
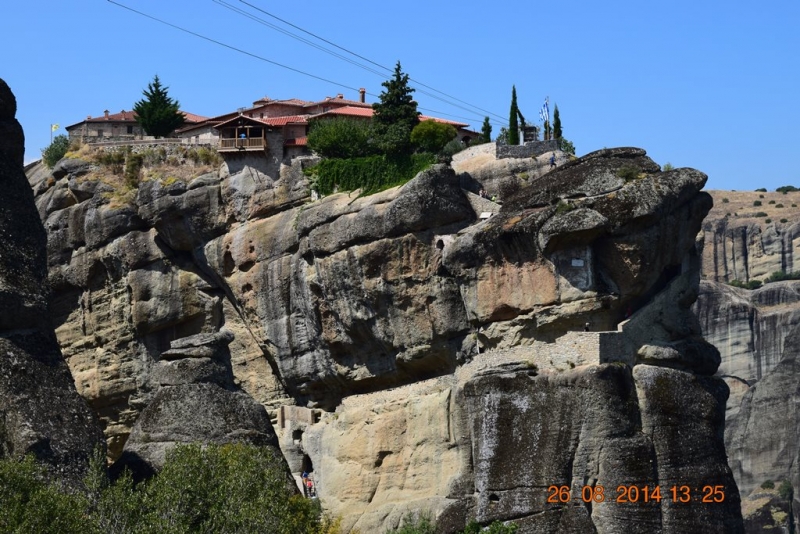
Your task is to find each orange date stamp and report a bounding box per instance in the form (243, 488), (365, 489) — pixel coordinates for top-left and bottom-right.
(546, 484), (726, 504)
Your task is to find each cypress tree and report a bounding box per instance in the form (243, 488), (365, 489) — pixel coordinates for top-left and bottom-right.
(372, 61), (419, 156)
(481, 117), (492, 143)
(133, 75), (185, 138)
(553, 104), (562, 140)
(508, 86), (519, 145)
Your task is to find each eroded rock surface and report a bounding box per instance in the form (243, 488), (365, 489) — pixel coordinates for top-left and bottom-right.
(30, 144), (743, 531)
(0, 78), (104, 483)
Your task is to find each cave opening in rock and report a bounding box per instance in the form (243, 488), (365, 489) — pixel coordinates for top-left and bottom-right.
(302, 454), (313, 473)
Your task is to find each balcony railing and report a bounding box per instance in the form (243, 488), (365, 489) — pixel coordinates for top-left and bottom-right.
(219, 137), (266, 150)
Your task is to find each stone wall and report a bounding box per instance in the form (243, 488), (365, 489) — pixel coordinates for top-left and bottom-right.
(496, 139), (559, 159)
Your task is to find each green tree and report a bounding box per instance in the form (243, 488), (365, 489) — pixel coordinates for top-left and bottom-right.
(508, 86), (519, 145)
(307, 117), (376, 159)
(481, 117), (492, 143)
(553, 104), (562, 139)
(41, 134), (70, 168)
(133, 75), (185, 138)
(372, 61), (420, 156)
(411, 120), (457, 154)
(559, 138), (576, 156)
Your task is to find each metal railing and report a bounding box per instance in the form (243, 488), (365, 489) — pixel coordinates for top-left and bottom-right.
(219, 138), (266, 149)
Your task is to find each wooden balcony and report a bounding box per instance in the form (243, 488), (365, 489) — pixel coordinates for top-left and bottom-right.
(218, 137), (267, 152)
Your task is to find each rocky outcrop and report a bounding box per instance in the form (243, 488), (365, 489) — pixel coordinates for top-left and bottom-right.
(0, 78), (104, 483)
(116, 329), (287, 479)
(692, 190), (800, 531)
(30, 143), (743, 531)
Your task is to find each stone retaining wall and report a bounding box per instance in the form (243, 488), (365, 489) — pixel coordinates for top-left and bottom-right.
(496, 139), (559, 159)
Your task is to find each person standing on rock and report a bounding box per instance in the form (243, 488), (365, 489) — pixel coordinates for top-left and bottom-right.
(550, 153), (557, 168)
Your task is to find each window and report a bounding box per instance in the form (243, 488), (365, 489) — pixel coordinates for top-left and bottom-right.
(96, 129), (103, 137)
(127, 125), (134, 134)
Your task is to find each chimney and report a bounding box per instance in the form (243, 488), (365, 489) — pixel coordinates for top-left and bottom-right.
(336, 93), (343, 99)
(104, 110), (109, 119)
(359, 88), (366, 103)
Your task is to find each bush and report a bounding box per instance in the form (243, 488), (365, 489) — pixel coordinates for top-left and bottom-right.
(439, 139), (465, 163)
(41, 134), (71, 168)
(662, 162), (675, 171)
(124, 153), (144, 189)
(308, 153), (435, 196)
(756, 188), (767, 192)
(777, 185), (798, 193)
(781, 218), (788, 223)
(616, 165), (641, 181)
(766, 218), (772, 224)
(761, 480), (775, 490)
(722, 198), (729, 203)
(776, 204), (784, 208)
(778, 480), (793, 500)
(97, 149), (126, 175)
(410, 120), (457, 154)
(386, 512), (436, 534)
(308, 117), (377, 159)
(754, 212), (768, 217)
(729, 279), (763, 290)
(0, 455), (91, 534)
(769, 200), (776, 204)
(0, 444), (334, 534)
(558, 137), (576, 156)
(753, 200), (762, 206)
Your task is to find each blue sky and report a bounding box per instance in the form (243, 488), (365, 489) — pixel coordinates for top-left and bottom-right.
(2, 0), (798, 191)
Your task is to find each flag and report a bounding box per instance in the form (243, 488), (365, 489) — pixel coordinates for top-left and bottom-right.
(539, 98), (549, 123)
(51, 124), (59, 132)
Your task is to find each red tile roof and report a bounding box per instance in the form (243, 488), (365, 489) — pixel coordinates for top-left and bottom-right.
(419, 115), (468, 128)
(262, 115), (309, 126)
(284, 136), (308, 146)
(304, 96), (371, 109)
(67, 110), (208, 130)
(269, 98), (310, 107)
(312, 106), (374, 119)
(312, 107), (469, 128)
(180, 111), (210, 123)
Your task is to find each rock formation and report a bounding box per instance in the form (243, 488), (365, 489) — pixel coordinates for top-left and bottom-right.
(693, 190), (800, 530)
(29, 142), (743, 532)
(0, 78), (104, 483)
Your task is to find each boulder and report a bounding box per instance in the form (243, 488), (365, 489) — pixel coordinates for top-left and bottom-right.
(0, 78), (104, 484)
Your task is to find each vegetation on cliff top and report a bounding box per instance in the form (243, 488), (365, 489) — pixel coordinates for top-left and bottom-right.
(133, 75), (186, 139)
(306, 62), (463, 196)
(0, 444), (339, 534)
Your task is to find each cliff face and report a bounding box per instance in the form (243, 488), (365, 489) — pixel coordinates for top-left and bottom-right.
(694, 190), (800, 529)
(0, 79), (104, 483)
(30, 145), (742, 532)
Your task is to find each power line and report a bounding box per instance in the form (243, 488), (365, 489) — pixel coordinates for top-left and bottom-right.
(107, 1), (508, 128)
(234, 0), (508, 123)
(106, 1), (363, 94)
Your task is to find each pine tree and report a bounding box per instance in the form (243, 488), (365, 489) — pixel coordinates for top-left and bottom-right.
(372, 61), (419, 156)
(508, 86), (519, 145)
(133, 75), (185, 138)
(553, 104), (562, 140)
(481, 117), (492, 143)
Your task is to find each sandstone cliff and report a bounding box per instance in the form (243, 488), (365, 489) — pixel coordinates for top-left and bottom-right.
(694, 190), (800, 529)
(0, 79), (104, 483)
(29, 143), (743, 532)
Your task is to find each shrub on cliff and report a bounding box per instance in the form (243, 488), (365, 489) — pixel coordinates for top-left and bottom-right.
(307, 117), (376, 159)
(410, 120), (457, 155)
(41, 134), (70, 168)
(307, 153), (434, 196)
(0, 444), (336, 534)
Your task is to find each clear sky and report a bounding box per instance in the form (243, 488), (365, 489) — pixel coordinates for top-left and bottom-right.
(2, 0), (798, 191)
